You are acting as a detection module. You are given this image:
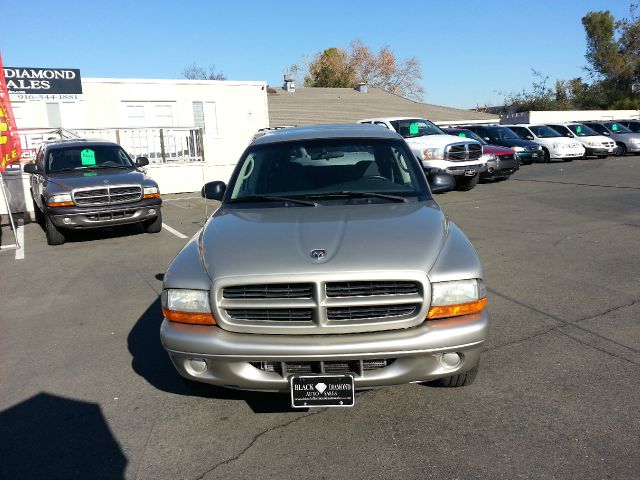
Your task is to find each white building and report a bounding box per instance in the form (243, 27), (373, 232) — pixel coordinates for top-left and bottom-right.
(2, 76), (269, 215)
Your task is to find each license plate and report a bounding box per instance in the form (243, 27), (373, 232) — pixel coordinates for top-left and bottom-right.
(290, 374), (355, 408)
(464, 169), (476, 176)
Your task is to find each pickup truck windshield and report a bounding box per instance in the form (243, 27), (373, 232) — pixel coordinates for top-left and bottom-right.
(229, 138), (427, 202)
(47, 145), (134, 173)
(389, 119), (444, 138)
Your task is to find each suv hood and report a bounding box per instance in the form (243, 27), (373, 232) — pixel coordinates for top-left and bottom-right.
(46, 169), (147, 190)
(200, 202), (448, 279)
(404, 134), (478, 148)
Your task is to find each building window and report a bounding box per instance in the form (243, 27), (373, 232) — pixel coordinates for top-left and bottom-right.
(192, 101), (204, 128)
(203, 102), (218, 135)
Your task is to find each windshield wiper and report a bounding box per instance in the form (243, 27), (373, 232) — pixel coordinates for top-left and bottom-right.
(229, 195), (317, 207)
(305, 191), (407, 203)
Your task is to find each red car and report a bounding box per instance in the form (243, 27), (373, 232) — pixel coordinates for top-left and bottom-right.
(442, 128), (520, 181)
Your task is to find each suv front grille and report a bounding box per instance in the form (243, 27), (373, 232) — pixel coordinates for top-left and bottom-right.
(73, 185), (142, 206)
(445, 143), (483, 161)
(326, 281), (418, 297)
(223, 284), (312, 299)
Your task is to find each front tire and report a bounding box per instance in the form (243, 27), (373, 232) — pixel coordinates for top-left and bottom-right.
(541, 148), (551, 163)
(432, 365), (479, 387)
(45, 214), (66, 245)
(143, 212), (162, 233)
(615, 143), (627, 157)
(455, 174), (480, 191)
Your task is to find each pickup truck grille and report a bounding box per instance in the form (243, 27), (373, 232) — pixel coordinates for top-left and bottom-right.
(73, 186), (142, 206)
(223, 283), (313, 299)
(445, 143), (483, 161)
(216, 278), (426, 333)
(326, 281), (418, 297)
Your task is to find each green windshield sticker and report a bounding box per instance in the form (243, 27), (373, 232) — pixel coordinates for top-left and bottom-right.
(576, 126), (582, 133)
(81, 149), (96, 166)
(458, 132), (467, 137)
(409, 123), (419, 135)
(611, 123), (618, 131)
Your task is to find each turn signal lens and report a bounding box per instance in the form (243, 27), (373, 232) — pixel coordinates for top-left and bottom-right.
(143, 193), (161, 199)
(162, 308), (216, 325)
(427, 297), (487, 319)
(48, 201), (74, 207)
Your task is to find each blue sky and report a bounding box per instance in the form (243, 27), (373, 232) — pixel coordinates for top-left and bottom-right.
(2, 0), (633, 109)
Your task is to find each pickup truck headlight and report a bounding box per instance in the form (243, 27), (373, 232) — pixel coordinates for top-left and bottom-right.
(143, 186), (160, 199)
(428, 279), (486, 319)
(422, 147), (445, 160)
(48, 193), (74, 207)
(161, 289), (216, 325)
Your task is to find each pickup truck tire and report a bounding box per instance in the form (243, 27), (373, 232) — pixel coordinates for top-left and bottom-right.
(45, 214), (66, 245)
(432, 365), (478, 387)
(143, 212), (162, 233)
(455, 174), (479, 191)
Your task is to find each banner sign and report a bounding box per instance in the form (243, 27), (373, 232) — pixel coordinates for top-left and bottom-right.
(3, 67), (82, 94)
(0, 54), (23, 173)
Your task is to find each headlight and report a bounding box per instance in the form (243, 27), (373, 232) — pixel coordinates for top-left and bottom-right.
(422, 147), (445, 160)
(511, 146), (524, 152)
(143, 186), (160, 198)
(48, 193), (74, 207)
(630, 138), (640, 144)
(428, 279), (487, 319)
(479, 154), (496, 162)
(161, 289), (216, 325)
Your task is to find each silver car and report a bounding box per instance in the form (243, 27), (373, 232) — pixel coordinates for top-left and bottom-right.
(160, 125), (488, 406)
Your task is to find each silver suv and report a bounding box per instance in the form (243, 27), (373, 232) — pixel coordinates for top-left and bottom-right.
(160, 125), (488, 407)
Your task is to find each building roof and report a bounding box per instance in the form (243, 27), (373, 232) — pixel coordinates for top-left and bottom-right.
(268, 87), (498, 126)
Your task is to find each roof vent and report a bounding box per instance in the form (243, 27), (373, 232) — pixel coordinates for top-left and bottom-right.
(283, 74), (295, 93)
(355, 82), (368, 93)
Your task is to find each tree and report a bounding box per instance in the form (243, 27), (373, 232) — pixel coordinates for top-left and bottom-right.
(302, 40), (425, 101)
(182, 63), (226, 81)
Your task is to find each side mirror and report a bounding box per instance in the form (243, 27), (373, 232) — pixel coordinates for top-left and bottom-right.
(23, 163), (39, 174)
(483, 137), (491, 142)
(567, 133), (574, 138)
(526, 135), (534, 140)
(201, 181), (226, 200)
(135, 157), (149, 167)
(427, 172), (456, 194)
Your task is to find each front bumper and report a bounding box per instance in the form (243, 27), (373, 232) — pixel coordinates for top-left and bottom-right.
(481, 156), (520, 179)
(48, 198), (162, 229)
(550, 149), (585, 159)
(161, 310), (489, 391)
(584, 146), (614, 156)
(516, 151), (543, 163)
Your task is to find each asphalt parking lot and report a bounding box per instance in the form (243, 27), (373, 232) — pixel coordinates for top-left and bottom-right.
(1, 156), (639, 480)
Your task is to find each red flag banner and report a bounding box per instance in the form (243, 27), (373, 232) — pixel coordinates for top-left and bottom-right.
(0, 52), (22, 173)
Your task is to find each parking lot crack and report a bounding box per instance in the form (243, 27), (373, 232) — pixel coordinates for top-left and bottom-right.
(193, 408), (327, 480)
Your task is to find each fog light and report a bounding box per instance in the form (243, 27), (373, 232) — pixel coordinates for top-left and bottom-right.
(148, 208), (156, 215)
(63, 217), (72, 224)
(440, 353), (461, 368)
(188, 358), (208, 374)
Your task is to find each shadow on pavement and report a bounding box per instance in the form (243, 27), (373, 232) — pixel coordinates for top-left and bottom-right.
(127, 296), (301, 414)
(0, 393), (127, 479)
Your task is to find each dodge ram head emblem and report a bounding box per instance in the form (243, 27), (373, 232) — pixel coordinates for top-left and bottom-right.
(310, 249), (326, 260)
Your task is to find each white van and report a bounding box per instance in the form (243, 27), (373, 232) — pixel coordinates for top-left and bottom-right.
(506, 124), (585, 162)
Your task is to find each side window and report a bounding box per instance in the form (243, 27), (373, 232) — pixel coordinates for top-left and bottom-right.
(510, 127), (528, 139)
(36, 147), (45, 171)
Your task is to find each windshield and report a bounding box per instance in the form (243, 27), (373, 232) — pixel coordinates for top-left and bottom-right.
(529, 125), (562, 138)
(446, 129), (486, 145)
(489, 127), (520, 140)
(389, 119), (444, 138)
(47, 145), (134, 173)
(228, 138), (427, 202)
(567, 124), (599, 137)
(604, 122), (632, 134)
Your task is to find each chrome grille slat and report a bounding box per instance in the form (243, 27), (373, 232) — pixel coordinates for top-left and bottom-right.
(326, 281), (418, 297)
(223, 283), (313, 299)
(445, 142), (483, 161)
(250, 359), (394, 377)
(226, 308), (313, 322)
(327, 304), (418, 321)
